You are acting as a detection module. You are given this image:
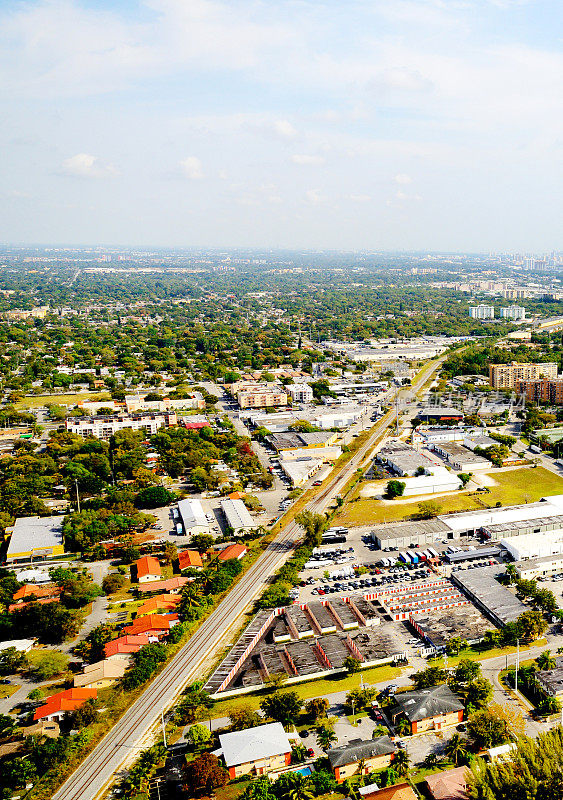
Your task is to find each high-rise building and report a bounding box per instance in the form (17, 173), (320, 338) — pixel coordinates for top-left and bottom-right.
(516, 380), (563, 404)
(469, 305), (495, 320)
(499, 306), (526, 320)
(489, 361), (559, 389)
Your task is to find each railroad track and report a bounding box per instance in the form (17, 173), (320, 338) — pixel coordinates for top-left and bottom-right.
(53, 356), (446, 800)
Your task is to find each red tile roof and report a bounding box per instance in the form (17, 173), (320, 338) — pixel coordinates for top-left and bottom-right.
(123, 614), (179, 637)
(137, 576), (190, 594)
(218, 543), (248, 561)
(33, 688), (97, 721)
(13, 584), (60, 602)
(136, 595), (181, 616)
(104, 634), (150, 658)
(178, 550), (203, 570)
(135, 555), (162, 580)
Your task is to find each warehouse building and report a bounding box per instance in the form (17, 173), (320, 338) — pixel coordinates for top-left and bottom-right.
(409, 605), (492, 651)
(451, 566), (526, 626)
(266, 431), (338, 452)
(398, 467), (462, 497)
(220, 498), (254, 534)
(177, 498), (210, 537)
(500, 529), (563, 561)
(371, 519), (450, 550)
(412, 427), (474, 446)
(515, 554), (563, 580)
(6, 516), (65, 563)
(279, 457), (324, 487)
(430, 442), (490, 472)
(376, 440), (436, 476)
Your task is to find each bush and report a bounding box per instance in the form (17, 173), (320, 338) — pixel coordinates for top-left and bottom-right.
(102, 573), (127, 595)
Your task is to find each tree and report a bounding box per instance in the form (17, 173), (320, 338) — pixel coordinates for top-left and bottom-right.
(102, 573), (127, 595)
(385, 480), (405, 499)
(536, 650), (556, 671)
(393, 748), (410, 777)
(344, 656), (361, 675)
(183, 753), (228, 797)
(316, 723), (337, 751)
(175, 683), (214, 724)
(467, 710), (510, 750)
(462, 678), (493, 711)
(444, 732), (471, 766)
(27, 649), (69, 681)
(395, 718), (411, 737)
(162, 541), (178, 565)
(0, 646), (27, 676)
(187, 723), (212, 748)
(260, 691), (303, 728)
(279, 773), (314, 800)
(69, 698), (98, 728)
(446, 637), (468, 657)
(135, 486), (175, 508)
(516, 609), (548, 642)
(452, 659), (481, 686)
(295, 511), (327, 547)
(305, 697), (329, 722)
(411, 665), (448, 689)
(0, 713), (18, 738)
(372, 725), (389, 737)
(191, 533), (215, 554)
(415, 500), (442, 519)
(487, 702), (525, 739)
(229, 707), (262, 731)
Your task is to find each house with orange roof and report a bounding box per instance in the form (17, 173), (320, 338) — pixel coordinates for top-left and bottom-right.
(218, 543), (248, 562)
(136, 594), (181, 616)
(123, 614), (179, 641)
(104, 634), (150, 660)
(12, 584), (60, 603)
(135, 555), (162, 583)
(137, 576), (190, 594)
(178, 550), (203, 570)
(33, 688), (98, 721)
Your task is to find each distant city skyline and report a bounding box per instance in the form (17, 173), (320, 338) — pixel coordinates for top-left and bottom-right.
(0, 0), (561, 251)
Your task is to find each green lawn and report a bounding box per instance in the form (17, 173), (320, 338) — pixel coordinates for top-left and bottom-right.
(15, 391), (111, 409)
(335, 466), (563, 527)
(209, 663), (403, 721)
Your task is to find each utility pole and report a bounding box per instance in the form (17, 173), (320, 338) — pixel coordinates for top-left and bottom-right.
(75, 479), (80, 514)
(395, 392), (400, 436)
(515, 639), (520, 692)
(161, 709), (167, 748)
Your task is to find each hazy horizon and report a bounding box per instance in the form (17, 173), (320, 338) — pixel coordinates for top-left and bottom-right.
(1, 0), (561, 252)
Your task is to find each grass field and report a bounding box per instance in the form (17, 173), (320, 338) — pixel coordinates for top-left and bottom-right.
(0, 684), (19, 700)
(334, 466), (563, 527)
(209, 663), (403, 721)
(16, 391), (111, 409)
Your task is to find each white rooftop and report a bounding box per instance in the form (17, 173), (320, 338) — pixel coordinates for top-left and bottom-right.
(219, 722), (291, 767)
(178, 498), (208, 529)
(7, 516), (64, 559)
(0, 639), (35, 653)
(441, 494), (563, 534)
(220, 498), (254, 531)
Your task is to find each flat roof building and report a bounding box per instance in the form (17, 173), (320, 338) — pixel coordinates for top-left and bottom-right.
(515, 553), (563, 580)
(376, 440), (436, 476)
(220, 498), (254, 534)
(409, 605), (491, 650)
(489, 361), (558, 389)
(6, 516), (64, 563)
(430, 442), (490, 471)
(177, 498), (210, 537)
(452, 565), (526, 626)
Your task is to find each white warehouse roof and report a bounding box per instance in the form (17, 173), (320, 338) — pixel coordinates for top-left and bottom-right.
(441, 494), (563, 535)
(501, 529), (563, 561)
(219, 722), (291, 767)
(7, 516), (63, 560)
(178, 498), (208, 531)
(220, 498), (254, 532)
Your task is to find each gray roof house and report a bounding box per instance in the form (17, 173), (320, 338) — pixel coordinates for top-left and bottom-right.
(328, 737), (396, 782)
(392, 685), (464, 733)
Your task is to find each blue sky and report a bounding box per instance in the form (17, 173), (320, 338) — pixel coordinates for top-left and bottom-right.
(0, 0), (561, 251)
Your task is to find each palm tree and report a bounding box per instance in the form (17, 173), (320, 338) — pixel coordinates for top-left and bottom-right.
(536, 649), (556, 671)
(444, 733), (470, 766)
(372, 725), (388, 738)
(395, 717), (410, 737)
(282, 773), (314, 800)
(505, 564), (517, 585)
(316, 724), (337, 751)
(423, 752), (439, 769)
(392, 748), (410, 777)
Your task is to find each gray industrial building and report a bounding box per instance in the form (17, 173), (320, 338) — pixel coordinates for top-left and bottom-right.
(376, 440), (435, 476)
(482, 514), (563, 540)
(371, 519), (450, 549)
(451, 565), (526, 626)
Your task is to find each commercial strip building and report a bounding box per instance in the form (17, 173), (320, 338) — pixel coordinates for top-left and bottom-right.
(451, 566), (526, 626)
(376, 440), (436, 476)
(488, 361), (558, 389)
(65, 411), (177, 439)
(177, 498), (210, 537)
(6, 516), (64, 563)
(265, 431), (338, 452)
(220, 498), (255, 534)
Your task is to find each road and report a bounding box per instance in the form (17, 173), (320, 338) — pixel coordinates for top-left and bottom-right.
(52, 356), (448, 800)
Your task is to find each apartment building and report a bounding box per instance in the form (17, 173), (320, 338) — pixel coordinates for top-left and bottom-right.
(499, 306), (526, 320)
(236, 384), (287, 409)
(515, 379), (563, 404)
(287, 383), (313, 403)
(489, 361), (558, 388)
(469, 305), (494, 319)
(65, 411), (177, 439)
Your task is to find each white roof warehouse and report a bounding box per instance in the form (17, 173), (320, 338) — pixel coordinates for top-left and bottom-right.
(6, 516), (65, 563)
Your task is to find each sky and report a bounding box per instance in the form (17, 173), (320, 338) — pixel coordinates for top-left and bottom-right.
(0, 0), (561, 252)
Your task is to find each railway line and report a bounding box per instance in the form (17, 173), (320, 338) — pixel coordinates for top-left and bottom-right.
(53, 355), (445, 800)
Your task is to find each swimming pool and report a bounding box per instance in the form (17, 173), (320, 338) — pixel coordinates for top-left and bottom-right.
(291, 766), (313, 777)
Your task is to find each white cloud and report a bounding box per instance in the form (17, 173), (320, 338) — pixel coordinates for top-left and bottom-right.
(273, 120), (298, 139)
(291, 154), (325, 165)
(60, 153), (118, 179)
(394, 174), (412, 185)
(347, 194), (372, 202)
(305, 189), (327, 205)
(179, 156), (204, 180)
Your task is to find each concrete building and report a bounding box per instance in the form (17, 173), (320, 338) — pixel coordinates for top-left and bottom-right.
(409, 606), (491, 651)
(451, 566), (526, 626)
(328, 737), (397, 782)
(430, 442), (491, 472)
(469, 305), (495, 320)
(280, 457), (324, 487)
(376, 440), (436, 476)
(500, 529), (563, 561)
(515, 553), (563, 580)
(65, 411), (177, 439)
(266, 431), (338, 452)
(371, 519), (450, 550)
(6, 516), (64, 563)
(500, 306), (526, 320)
(412, 427), (476, 446)
(220, 498), (254, 534)
(237, 385), (287, 409)
(287, 384), (313, 403)
(516, 379), (563, 404)
(177, 498), (210, 537)
(398, 468), (462, 497)
(74, 659), (127, 689)
(489, 361), (558, 389)
(391, 685), (464, 734)
(218, 722), (292, 779)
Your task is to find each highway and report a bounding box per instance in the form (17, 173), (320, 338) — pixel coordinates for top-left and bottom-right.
(52, 356), (445, 800)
